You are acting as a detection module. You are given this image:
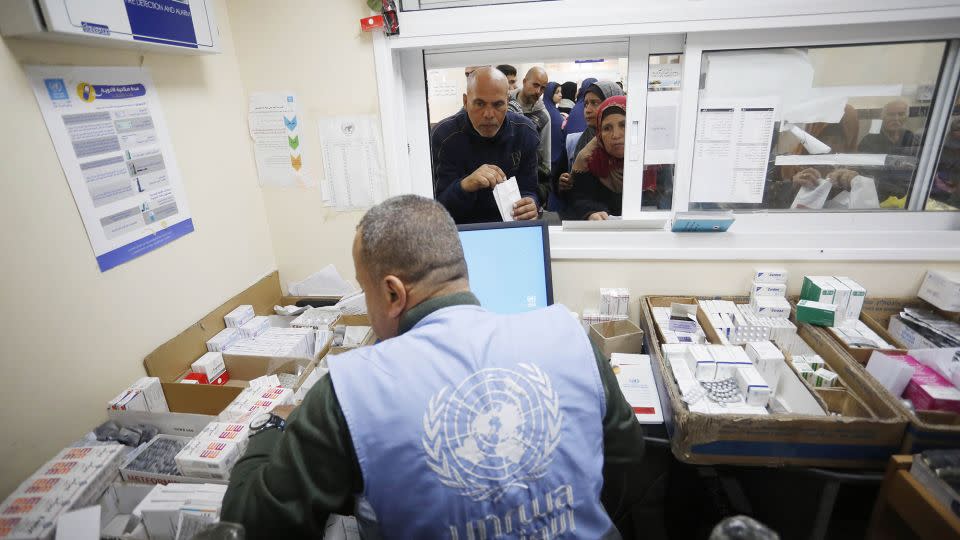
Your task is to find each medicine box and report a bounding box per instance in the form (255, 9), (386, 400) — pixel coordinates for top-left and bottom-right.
(224, 305), (255, 328)
(814, 368), (839, 388)
(174, 438), (244, 481)
(796, 300), (837, 327)
(918, 270), (960, 312)
(735, 366), (772, 407)
(801, 276), (837, 304)
(835, 277), (866, 323)
(901, 355), (960, 414)
(206, 328), (241, 353)
(191, 353), (226, 381)
(108, 377), (169, 413)
(238, 316), (271, 339)
(750, 296), (791, 319)
(750, 281), (787, 298)
(754, 268), (788, 284)
(829, 277), (851, 325)
(685, 345), (716, 380)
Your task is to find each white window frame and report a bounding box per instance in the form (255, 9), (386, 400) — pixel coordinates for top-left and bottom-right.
(374, 7), (960, 261)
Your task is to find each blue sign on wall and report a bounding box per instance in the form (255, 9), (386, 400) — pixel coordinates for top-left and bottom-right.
(123, 0), (198, 49)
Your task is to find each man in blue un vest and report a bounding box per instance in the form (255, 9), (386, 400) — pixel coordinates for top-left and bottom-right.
(222, 195), (646, 539)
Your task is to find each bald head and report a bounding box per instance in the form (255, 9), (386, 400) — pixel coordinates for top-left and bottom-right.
(881, 99), (909, 140)
(466, 66), (509, 95)
(464, 67), (509, 137)
(520, 66), (548, 106)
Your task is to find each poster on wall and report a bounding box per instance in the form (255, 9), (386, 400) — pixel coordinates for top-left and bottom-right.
(27, 65), (193, 272)
(248, 92), (314, 188)
(318, 114), (386, 210)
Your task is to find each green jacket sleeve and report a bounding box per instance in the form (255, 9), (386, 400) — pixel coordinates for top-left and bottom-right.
(221, 375), (362, 539)
(593, 345), (647, 521)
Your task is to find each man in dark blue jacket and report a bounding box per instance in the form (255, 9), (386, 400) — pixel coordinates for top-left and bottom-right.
(431, 67), (540, 224)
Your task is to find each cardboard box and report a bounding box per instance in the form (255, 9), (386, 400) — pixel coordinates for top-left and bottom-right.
(809, 309), (905, 366)
(107, 410), (216, 438)
(589, 319), (644, 358)
(641, 295), (906, 468)
(843, 298), (960, 452)
(98, 483), (154, 540)
(918, 270), (960, 312)
(143, 272), (345, 415)
(888, 315), (942, 350)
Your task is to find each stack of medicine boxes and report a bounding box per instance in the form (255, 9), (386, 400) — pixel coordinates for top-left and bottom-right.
(798, 276), (866, 328)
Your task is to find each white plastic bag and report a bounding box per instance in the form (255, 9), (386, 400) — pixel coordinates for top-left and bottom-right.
(791, 179), (832, 209)
(849, 175), (880, 209)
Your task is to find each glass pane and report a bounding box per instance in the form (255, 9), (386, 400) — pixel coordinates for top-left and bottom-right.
(688, 42), (947, 212)
(643, 53), (684, 211)
(426, 60), (628, 224)
(926, 74), (960, 211)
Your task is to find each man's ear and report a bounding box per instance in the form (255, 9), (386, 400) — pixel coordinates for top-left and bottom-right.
(383, 275), (407, 319)
(462, 93), (468, 107)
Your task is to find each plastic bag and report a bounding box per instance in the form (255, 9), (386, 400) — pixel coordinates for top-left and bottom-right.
(709, 515), (779, 540)
(849, 175), (880, 209)
(791, 179), (831, 209)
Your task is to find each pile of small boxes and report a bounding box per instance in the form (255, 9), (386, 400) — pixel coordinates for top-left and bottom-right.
(748, 268), (791, 318)
(0, 445), (127, 539)
(651, 305), (707, 345)
(581, 288), (630, 331)
(798, 276), (867, 327)
(789, 354), (839, 388)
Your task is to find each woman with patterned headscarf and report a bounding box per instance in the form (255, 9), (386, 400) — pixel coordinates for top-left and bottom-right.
(564, 96), (629, 220)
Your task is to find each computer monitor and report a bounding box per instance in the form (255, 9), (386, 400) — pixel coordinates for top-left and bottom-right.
(457, 221), (554, 314)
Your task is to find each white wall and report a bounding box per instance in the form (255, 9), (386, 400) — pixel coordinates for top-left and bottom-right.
(226, 0), (379, 288)
(0, 0), (275, 497)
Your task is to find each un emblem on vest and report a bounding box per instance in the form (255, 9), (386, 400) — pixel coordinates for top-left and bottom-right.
(422, 364), (563, 502)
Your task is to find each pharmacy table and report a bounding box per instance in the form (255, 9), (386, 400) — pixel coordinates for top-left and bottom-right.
(639, 335), (885, 539)
(867, 455), (960, 539)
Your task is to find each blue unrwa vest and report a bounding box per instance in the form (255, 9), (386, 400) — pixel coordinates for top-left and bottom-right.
(329, 303), (616, 539)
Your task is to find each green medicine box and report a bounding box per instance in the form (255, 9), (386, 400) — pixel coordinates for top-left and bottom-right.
(801, 276), (837, 304)
(796, 299), (837, 327)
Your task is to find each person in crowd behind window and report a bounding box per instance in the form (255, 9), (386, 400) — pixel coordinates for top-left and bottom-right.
(559, 81), (578, 118)
(564, 96), (628, 220)
(931, 116), (960, 208)
(431, 67), (540, 224)
(543, 82), (566, 174)
(763, 104), (861, 208)
(858, 99), (918, 155)
(857, 99), (922, 207)
(464, 65), (490, 79)
(564, 77), (598, 137)
(509, 67), (552, 203)
(549, 81), (625, 213)
(496, 64), (519, 91)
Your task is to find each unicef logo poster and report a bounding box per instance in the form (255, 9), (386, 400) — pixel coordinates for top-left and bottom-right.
(423, 364), (563, 502)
